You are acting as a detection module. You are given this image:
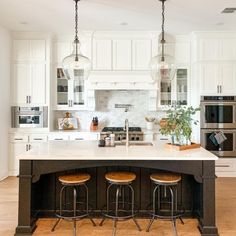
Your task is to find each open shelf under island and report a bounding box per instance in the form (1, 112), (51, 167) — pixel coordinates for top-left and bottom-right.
(15, 141), (219, 236)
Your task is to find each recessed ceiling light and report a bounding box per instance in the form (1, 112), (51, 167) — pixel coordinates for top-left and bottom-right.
(19, 21), (28, 25)
(120, 22), (128, 26)
(216, 22), (224, 26)
(222, 8), (236, 13)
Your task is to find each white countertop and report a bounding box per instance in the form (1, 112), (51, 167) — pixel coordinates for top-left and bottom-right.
(17, 141), (218, 161)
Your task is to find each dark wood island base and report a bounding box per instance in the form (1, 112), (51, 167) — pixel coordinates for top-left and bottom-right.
(15, 160), (219, 236)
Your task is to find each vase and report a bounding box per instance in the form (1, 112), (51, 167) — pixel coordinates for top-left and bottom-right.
(146, 122), (154, 130)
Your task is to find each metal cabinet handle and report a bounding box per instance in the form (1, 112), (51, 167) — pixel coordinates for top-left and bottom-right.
(160, 138), (169, 141)
(75, 138), (84, 140)
(220, 85), (222, 94)
(26, 96), (28, 103)
(29, 144), (31, 150)
(29, 96), (31, 103)
(15, 138), (23, 141)
(26, 144), (29, 151)
(215, 165), (230, 167)
(217, 85), (219, 93)
(33, 138), (43, 141)
(54, 138), (63, 140)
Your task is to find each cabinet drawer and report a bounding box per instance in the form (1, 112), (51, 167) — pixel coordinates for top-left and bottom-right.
(48, 133), (69, 141)
(215, 158), (235, 172)
(70, 132), (99, 141)
(10, 134), (29, 143)
(29, 134), (48, 143)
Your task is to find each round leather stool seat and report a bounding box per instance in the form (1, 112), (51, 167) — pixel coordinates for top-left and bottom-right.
(150, 172), (181, 184)
(105, 172), (136, 183)
(59, 173), (91, 185)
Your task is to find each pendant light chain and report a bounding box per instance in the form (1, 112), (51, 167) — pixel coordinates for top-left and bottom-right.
(161, 0), (166, 61)
(74, 0), (80, 60)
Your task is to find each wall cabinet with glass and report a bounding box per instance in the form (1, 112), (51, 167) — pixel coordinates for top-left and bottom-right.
(159, 68), (188, 107)
(56, 68), (86, 110)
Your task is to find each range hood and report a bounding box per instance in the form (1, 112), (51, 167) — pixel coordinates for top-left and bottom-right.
(88, 71), (159, 90)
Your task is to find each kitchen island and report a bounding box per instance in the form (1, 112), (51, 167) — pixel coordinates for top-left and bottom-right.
(15, 141), (219, 236)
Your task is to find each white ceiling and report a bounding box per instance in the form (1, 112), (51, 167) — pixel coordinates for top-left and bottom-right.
(0, 0), (235, 34)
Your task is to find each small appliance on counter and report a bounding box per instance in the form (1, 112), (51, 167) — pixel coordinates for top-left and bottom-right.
(11, 106), (48, 128)
(58, 112), (78, 130)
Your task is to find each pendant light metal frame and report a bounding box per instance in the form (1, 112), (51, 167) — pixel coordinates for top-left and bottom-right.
(150, 0), (176, 83)
(62, 0), (91, 81)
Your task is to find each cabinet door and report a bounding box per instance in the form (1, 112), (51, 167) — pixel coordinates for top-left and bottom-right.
(221, 39), (236, 61)
(54, 42), (72, 64)
(132, 39), (152, 70)
(9, 143), (27, 176)
(31, 63), (47, 105)
(12, 63), (31, 105)
(13, 40), (30, 60)
(30, 40), (46, 61)
(92, 39), (112, 70)
(220, 63), (236, 95)
(113, 39), (132, 70)
(199, 63), (220, 95)
(198, 39), (220, 61)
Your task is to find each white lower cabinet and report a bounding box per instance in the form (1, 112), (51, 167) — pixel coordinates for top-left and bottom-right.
(9, 134), (48, 176)
(215, 158), (236, 177)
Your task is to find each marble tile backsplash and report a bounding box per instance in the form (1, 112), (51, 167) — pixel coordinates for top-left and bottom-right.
(54, 90), (165, 130)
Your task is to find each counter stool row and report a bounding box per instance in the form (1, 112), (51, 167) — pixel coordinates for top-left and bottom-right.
(52, 171), (184, 236)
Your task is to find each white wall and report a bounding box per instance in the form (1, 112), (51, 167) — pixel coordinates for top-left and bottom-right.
(0, 25), (11, 180)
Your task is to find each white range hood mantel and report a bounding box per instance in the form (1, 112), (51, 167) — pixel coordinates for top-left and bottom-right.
(88, 71), (158, 90)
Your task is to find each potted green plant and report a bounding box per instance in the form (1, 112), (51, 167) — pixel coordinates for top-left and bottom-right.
(159, 106), (200, 145)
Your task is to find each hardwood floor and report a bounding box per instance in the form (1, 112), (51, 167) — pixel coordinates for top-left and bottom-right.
(1, 177), (236, 236)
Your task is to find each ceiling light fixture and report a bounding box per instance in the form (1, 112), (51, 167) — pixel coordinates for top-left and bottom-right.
(62, 0), (91, 81)
(150, 0), (176, 82)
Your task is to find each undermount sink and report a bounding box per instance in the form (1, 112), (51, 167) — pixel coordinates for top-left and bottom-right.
(115, 141), (153, 146)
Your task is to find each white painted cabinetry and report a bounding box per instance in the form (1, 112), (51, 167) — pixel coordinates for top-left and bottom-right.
(9, 133), (48, 176)
(199, 63), (236, 95)
(12, 37), (49, 106)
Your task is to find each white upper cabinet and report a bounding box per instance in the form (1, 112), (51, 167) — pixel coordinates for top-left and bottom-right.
(132, 39), (152, 70)
(12, 64), (31, 105)
(54, 42), (71, 64)
(198, 38), (220, 61)
(199, 63), (236, 95)
(31, 63), (47, 104)
(13, 39), (46, 61)
(92, 39), (112, 70)
(199, 63), (220, 95)
(113, 39), (132, 70)
(12, 36), (49, 106)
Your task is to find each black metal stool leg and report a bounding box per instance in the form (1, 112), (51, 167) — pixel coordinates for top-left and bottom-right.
(128, 185), (141, 231)
(169, 186), (178, 236)
(51, 185), (66, 232)
(73, 187), (77, 236)
(112, 186), (120, 236)
(146, 185), (158, 232)
(84, 184), (96, 226)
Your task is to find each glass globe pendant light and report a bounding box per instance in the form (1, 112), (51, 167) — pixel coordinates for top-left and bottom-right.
(150, 0), (176, 82)
(62, 0), (91, 81)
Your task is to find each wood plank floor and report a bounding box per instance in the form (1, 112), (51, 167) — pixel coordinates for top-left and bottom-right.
(0, 177), (236, 236)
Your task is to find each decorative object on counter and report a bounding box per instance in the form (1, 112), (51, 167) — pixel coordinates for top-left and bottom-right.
(159, 106), (200, 146)
(150, 0), (176, 82)
(90, 116), (98, 131)
(58, 112), (78, 130)
(165, 142), (201, 151)
(145, 117), (156, 130)
(62, 0), (91, 81)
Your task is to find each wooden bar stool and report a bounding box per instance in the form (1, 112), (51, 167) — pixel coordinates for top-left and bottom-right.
(51, 173), (96, 236)
(99, 171), (141, 236)
(146, 172), (184, 236)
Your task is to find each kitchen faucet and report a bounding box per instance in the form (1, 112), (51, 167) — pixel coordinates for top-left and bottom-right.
(124, 119), (129, 147)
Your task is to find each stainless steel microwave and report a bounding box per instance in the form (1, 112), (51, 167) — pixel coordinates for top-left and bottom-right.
(201, 129), (236, 157)
(200, 96), (236, 129)
(11, 106), (48, 128)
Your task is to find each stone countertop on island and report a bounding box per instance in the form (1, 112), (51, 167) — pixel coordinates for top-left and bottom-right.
(17, 140), (218, 161)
